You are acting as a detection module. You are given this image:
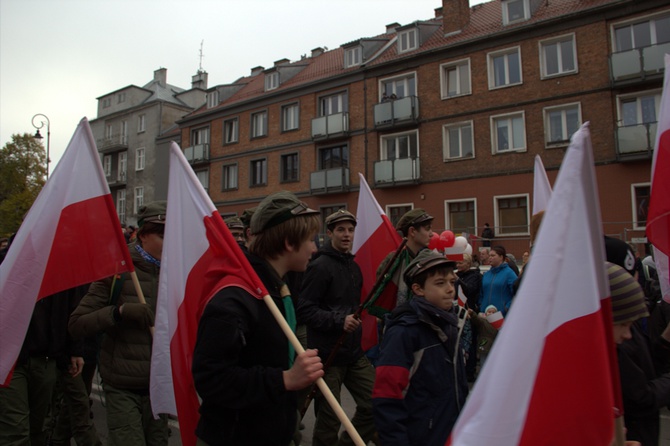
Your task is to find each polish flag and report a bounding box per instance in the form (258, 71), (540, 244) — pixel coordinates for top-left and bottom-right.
(352, 173), (402, 351)
(485, 311), (504, 330)
(150, 143), (267, 446)
(646, 54), (670, 302)
(447, 124), (614, 445)
(532, 155), (552, 215)
(0, 118), (133, 385)
(457, 287), (467, 308)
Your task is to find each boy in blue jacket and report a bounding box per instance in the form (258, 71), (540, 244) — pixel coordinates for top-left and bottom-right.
(372, 250), (468, 446)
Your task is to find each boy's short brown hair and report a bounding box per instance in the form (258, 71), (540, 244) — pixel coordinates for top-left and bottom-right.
(250, 214), (320, 259)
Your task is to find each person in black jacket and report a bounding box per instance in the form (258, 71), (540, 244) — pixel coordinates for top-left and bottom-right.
(298, 209), (377, 446)
(455, 253), (482, 381)
(192, 191), (324, 446)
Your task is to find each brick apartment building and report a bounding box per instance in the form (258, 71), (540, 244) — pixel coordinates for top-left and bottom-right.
(177, 0), (669, 258)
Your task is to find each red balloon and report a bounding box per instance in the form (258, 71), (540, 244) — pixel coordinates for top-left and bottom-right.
(439, 230), (455, 249)
(428, 232), (441, 250)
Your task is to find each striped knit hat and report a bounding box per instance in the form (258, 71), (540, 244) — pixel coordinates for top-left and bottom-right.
(607, 262), (649, 324)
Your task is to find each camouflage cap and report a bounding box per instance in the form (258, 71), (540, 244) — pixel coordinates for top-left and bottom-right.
(250, 191), (319, 234)
(403, 249), (456, 286)
(325, 209), (357, 228)
(396, 208), (434, 231)
(137, 201), (167, 227)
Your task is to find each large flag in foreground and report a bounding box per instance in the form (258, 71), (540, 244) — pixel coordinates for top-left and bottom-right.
(351, 173), (401, 351)
(0, 118), (132, 385)
(150, 142), (268, 446)
(448, 124), (614, 445)
(646, 54), (670, 302)
(532, 155), (552, 215)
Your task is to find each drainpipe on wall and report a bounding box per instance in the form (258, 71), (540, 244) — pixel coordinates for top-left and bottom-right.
(363, 71), (369, 181)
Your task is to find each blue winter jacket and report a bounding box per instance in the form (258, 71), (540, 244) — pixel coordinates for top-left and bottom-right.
(479, 262), (517, 315)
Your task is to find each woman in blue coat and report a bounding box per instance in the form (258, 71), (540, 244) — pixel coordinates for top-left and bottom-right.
(479, 245), (517, 315)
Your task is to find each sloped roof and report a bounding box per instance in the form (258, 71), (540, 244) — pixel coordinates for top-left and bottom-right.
(141, 79), (188, 107)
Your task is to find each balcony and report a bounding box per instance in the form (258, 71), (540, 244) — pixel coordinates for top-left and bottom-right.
(310, 167), (350, 194)
(374, 157), (421, 186)
(610, 42), (670, 85)
(373, 96), (420, 129)
(108, 170), (127, 188)
(98, 134), (129, 152)
(311, 112), (349, 140)
(183, 144), (210, 165)
(615, 122), (657, 161)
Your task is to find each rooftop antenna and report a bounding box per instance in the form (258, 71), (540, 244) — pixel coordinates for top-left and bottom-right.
(198, 39), (205, 72)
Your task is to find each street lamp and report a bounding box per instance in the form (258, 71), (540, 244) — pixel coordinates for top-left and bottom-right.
(31, 113), (51, 179)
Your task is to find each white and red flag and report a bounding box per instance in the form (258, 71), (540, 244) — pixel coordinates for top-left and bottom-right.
(485, 311), (504, 330)
(457, 287), (467, 308)
(150, 142), (268, 446)
(532, 154), (552, 216)
(0, 118), (132, 385)
(646, 54), (670, 302)
(447, 123), (614, 445)
(351, 173), (402, 351)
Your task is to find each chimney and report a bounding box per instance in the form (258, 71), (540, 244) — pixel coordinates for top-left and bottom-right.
(435, 7), (444, 18)
(274, 58), (290, 66)
(443, 0), (470, 35)
(386, 22), (400, 34)
(311, 47), (324, 58)
(191, 70), (208, 89)
(154, 67), (167, 85)
(250, 66), (265, 76)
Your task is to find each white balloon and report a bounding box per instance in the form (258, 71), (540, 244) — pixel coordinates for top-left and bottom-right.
(464, 244), (473, 255)
(453, 236), (468, 250)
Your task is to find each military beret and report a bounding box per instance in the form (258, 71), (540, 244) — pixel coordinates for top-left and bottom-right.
(250, 191), (319, 234)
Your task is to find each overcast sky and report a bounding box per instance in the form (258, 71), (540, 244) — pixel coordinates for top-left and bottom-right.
(1, 0), (486, 169)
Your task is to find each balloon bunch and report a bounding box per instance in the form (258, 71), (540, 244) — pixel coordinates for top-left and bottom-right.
(428, 230), (473, 260)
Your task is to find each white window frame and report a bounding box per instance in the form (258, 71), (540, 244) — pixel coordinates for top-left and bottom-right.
(135, 147), (145, 171)
(502, 0), (529, 25)
(105, 124), (113, 140)
(380, 130), (419, 161)
(345, 46), (362, 68)
(282, 103), (300, 131)
(250, 158), (268, 187)
(543, 103), (582, 147)
(265, 72), (279, 91)
(138, 114), (146, 133)
(386, 203), (414, 229)
(103, 155), (112, 177)
(380, 72), (417, 99)
(443, 121), (474, 161)
(494, 193), (530, 236)
(222, 163), (238, 191)
(117, 189), (126, 223)
(616, 89), (662, 126)
(251, 111), (268, 138)
(488, 46), (522, 89)
(398, 28), (418, 53)
(445, 198), (478, 234)
(440, 58), (471, 99)
(491, 111), (526, 153)
(118, 92), (126, 104)
(223, 118), (239, 144)
(121, 120), (128, 144)
(539, 33), (578, 78)
(207, 90), (219, 109)
(319, 92), (348, 116)
(196, 169), (209, 191)
(102, 97), (111, 108)
(118, 152), (127, 181)
(134, 186), (144, 214)
(631, 182), (651, 230)
(611, 12), (670, 52)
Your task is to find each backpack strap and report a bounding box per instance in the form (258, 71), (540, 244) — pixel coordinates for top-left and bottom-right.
(108, 273), (129, 306)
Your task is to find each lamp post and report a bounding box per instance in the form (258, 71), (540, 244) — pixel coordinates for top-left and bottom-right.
(31, 113), (51, 179)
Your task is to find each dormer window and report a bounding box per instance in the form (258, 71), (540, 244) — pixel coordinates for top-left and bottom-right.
(398, 28), (418, 53)
(503, 0), (529, 25)
(345, 47), (362, 68)
(207, 91), (219, 109)
(265, 72), (279, 91)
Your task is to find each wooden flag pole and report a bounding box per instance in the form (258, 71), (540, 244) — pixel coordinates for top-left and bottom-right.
(262, 294), (365, 446)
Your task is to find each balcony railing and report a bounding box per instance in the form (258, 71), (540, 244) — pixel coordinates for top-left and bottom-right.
(183, 144), (210, 164)
(615, 122), (657, 160)
(108, 170), (127, 188)
(610, 42), (670, 83)
(373, 96), (420, 128)
(310, 167), (350, 194)
(374, 157), (421, 185)
(98, 134), (129, 152)
(311, 112), (349, 140)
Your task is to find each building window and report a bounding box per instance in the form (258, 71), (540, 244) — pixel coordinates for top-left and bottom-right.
(491, 112), (526, 153)
(138, 114), (146, 133)
(345, 47), (362, 68)
(488, 47), (522, 89)
(632, 183), (650, 230)
(495, 194), (529, 236)
(192, 127), (209, 145)
(281, 153), (299, 182)
(540, 34), (577, 78)
(103, 155), (112, 177)
(118, 92), (126, 104)
(613, 14), (670, 52)
(398, 28), (418, 53)
(135, 147), (145, 171)
(618, 91), (661, 126)
(265, 72), (279, 91)
(222, 163), (238, 191)
(319, 145), (349, 169)
(443, 121), (474, 160)
(381, 130), (418, 160)
(251, 111), (268, 138)
(381, 73), (416, 99)
(207, 91), (219, 109)
(440, 59), (471, 99)
(502, 0), (529, 25)
(117, 189), (126, 223)
(196, 170), (209, 191)
(134, 187), (144, 214)
(250, 159), (268, 187)
(446, 199), (477, 235)
(319, 92), (348, 116)
(105, 124), (113, 141)
(544, 103), (581, 146)
(387, 204), (413, 228)
(121, 120), (128, 144)
(223, 118), (239, 144)
(102, 98), (111, 108)
(118, 152), (127, 181)
(282, 103), (300, 131)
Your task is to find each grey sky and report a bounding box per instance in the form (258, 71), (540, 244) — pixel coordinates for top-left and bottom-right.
(1, 0), (485, 168)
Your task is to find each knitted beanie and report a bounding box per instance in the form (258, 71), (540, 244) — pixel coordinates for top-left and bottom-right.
(607, 261), (649, 324)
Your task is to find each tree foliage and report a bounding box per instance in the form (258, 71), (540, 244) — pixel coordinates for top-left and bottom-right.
(0, 133), (46, 236)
